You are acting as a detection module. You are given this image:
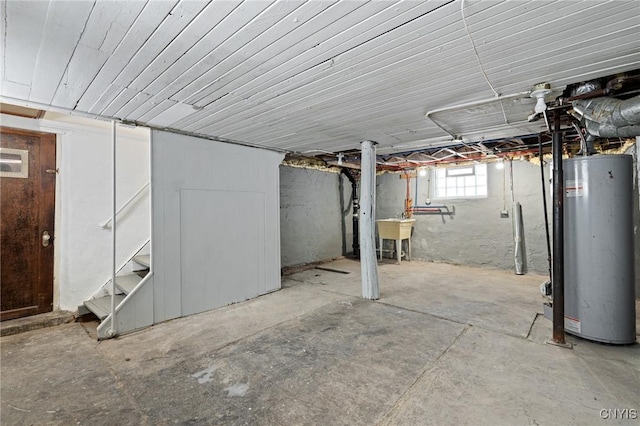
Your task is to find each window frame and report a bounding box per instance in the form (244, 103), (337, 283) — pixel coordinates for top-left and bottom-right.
(0, 148), (29, 179)
(432, 163), (488, 200)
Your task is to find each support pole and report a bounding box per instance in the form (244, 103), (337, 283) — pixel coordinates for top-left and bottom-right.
(552, 111), (565, 344)
(109, 120), (118, 337)
(359, 140), (379, 299)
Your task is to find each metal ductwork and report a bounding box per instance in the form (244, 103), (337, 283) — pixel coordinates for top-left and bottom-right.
(572, 94), (640, 137)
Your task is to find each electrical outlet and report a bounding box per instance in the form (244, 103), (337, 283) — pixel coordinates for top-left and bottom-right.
(500, 210), (509, 218)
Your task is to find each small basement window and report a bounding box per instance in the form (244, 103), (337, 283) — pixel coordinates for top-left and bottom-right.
(0, 148), (29, 178)
(434, 163), (487, 199)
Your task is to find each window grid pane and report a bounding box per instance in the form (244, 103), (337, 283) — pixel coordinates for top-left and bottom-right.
(433, 164), (488, 199)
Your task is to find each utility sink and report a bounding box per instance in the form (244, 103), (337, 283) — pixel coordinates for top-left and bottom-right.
(376, 218), (415, 240)
(376, 219), (415, 263)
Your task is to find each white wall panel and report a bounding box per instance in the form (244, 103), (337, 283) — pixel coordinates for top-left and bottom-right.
(151, 130), (283, 322)
(114, 276), (154, 336)
(180, 189), (263, 315)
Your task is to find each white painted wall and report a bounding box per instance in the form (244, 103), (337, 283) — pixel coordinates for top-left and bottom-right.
(377, 160), (551, 274)
(280, 166), (346, 267)
(0, 113), (150, 311)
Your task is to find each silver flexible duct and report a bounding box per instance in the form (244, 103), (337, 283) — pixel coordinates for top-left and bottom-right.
(572, 94), (640, 137)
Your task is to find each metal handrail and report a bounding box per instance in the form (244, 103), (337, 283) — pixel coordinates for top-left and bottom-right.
(99, 182), (149, 229)
(87, 238), (151, 301)
(109, 121), (117, 338)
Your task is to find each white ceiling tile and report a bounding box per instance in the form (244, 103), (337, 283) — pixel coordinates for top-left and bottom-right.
(2, 0), (639, 154)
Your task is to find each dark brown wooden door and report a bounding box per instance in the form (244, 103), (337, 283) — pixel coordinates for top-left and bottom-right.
(1, 127), (56, 321)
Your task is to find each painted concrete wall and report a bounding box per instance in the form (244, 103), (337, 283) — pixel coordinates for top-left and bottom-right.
(338, 172), (356, 257)
(151, 130), (284, 323)
(376, 160), (550, 274)
(1, 113), (150, 311)
(280, 166), (353, 267)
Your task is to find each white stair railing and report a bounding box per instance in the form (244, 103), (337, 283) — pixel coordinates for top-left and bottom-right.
(109, 120), (117, 338)
(86, 238), (151, 301)
(99, 182), (149, 229)
(96, 270), (153, 339)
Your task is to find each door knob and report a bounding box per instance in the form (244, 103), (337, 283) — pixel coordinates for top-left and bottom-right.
(42, 231), (51, 247)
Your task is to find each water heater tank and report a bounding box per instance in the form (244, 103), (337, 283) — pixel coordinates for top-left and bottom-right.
(564, 154), (636, 344)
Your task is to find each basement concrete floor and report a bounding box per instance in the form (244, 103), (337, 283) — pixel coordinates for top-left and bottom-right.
(2, 259), (639, 426)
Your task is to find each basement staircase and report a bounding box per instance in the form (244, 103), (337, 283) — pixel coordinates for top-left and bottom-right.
(81, 255), (150, 322)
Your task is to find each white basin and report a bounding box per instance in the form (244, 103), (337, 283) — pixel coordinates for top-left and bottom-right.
(376, 218), (415, 240)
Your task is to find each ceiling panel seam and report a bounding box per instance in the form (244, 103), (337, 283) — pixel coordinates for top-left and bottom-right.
(117, 0), (241, 117)
(183, 0), (405, 110)
(188, 52), (486, 132)
(142, 1), (277, 106)
(44, 1), (96, 105)
(26, 0), (53, 99)
(194, 21), (475, 123)
(169, 0), (353, 105)
(100, 0), (217, 117)
(179, 5), (466, 131)
(114, 3), (242, 122)
(185, 36), (640, 135)
(216, 0), (457, 107)
(76, 0), (179, 112)
(50, 1), (148, 108)
(136, 0), (348, 124)
(229, 10), (636, 120)
(230, 0), (636, 115)
(49, 2), (96, 103)
(88, 0), (192, 114)
(184, 0), (457, 115)
(172, 0), (308, 105)
(1, 1), (7, 82)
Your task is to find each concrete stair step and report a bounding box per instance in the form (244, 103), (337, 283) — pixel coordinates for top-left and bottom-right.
(132, 254), (150, 269)
(84, 295), (124, 320)
(113, 274), (142, 295)
(0, 311), (75, 337)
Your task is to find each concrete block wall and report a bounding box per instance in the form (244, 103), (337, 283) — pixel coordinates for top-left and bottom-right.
(280, 166), (353, 268)
(282, 148), (639, 291)
(376, 161), (551, 274)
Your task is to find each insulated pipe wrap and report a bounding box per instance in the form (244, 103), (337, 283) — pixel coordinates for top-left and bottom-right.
(584, 121), (640, 138)
(573, 94), (640, 137)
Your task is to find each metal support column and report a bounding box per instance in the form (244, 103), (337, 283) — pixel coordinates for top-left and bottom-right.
(359, 140), (379, 300)
(552, 111), (565, 344)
